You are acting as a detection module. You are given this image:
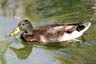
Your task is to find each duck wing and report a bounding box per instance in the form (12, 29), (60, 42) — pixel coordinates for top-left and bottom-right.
(32, 23), (79, 42)
(35, 23), (79, 34)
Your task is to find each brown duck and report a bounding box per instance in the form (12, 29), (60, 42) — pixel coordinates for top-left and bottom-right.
(10, 20), (91, 43)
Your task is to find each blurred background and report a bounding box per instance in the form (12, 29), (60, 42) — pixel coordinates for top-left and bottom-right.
(0, 0), (96, 64)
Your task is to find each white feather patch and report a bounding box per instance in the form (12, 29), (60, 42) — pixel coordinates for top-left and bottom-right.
(54, 26), (64, 30)
(40, 35), (47, 42)
(65, 26), (74, 30)
(47, 26), (64, 33)
(58, 31), (83, 41)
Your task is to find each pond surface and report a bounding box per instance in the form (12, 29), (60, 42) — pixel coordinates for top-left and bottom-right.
(0, 0), (96, 64)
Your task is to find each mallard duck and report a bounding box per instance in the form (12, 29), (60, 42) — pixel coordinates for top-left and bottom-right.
(10, 20), (91, 43)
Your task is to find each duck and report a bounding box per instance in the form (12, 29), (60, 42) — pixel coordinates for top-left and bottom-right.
(9, 20), (91, 44)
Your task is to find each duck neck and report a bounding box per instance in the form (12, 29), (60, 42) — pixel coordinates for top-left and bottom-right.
(25, 24), (33, 34)
(25, 30), (33, 35)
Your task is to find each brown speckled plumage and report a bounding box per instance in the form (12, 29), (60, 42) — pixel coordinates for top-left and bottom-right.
(10, 20), (91, 43)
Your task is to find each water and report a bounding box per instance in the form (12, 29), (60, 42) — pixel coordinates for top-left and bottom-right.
(0, 0), (96, 64)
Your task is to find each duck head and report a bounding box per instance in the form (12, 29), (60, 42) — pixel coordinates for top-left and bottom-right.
(10, 20), (33, 36)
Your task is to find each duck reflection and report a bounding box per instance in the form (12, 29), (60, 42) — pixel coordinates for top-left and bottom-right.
(9, 41), (33, 60)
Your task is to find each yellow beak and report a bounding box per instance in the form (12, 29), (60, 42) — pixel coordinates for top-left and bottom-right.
(10, 27), (21, 36)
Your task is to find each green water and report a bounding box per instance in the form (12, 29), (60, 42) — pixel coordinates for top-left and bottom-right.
(0, 0), (96, 64)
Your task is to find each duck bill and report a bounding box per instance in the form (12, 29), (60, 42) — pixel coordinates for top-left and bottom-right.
(10, 27), (21, 36)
